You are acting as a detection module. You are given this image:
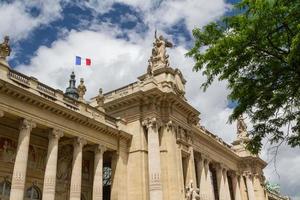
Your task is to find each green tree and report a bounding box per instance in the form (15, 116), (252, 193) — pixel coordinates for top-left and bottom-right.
(187, 0), (300, 154)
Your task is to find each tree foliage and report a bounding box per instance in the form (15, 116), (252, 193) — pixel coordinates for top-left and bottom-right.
(187, 0), (300, 154)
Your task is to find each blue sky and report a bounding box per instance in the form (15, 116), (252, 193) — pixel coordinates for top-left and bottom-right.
(1, 0), (299, 199)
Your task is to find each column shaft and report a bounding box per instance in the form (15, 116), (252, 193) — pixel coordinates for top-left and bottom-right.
(69, 137), (87, 200)
(93, 144), (106, 200)
(200, 159), (213, 200)
(246, 174), (256, 200)
(10, 119), (36, 200)
(232, 175), (242, 200)
(42, 129), (63, 200)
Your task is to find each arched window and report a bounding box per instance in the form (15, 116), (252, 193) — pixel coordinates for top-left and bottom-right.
(25, 185), (41, 200)
(0, 179), (11, 199)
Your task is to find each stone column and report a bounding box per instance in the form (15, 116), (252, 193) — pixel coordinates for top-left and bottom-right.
(42, 129), (64, 200)
(10, 119), (36, 200)
(69, 137), (87, 200)
(0, 110), (4, 118)
(93, 144), (106, 200)
(195, 156), (202, 189)
(142, 117), (163, 200)
(253, 173), (265, 200)
(231, 173), (242, 200)
(245, 173), (256, 200)
(199, 157), (213, 200)
(222, 168), (231, 200)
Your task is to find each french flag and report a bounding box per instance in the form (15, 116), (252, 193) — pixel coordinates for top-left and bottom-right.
(75, 56), (91, 66)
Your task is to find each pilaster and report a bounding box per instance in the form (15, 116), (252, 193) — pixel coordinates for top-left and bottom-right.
(142, 117), (163, 200)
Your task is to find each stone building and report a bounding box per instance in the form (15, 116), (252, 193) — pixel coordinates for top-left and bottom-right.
(0, 35), (289, 200)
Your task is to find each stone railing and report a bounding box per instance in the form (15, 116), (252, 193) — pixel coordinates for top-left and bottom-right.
(8, 69), (30, 86)
(37, 82), (57, 99)
(104, 81), (140, 101)
(2, 67), (119, 127)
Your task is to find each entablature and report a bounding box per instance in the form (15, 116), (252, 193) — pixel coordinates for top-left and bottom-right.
(0, 67), (132, 142)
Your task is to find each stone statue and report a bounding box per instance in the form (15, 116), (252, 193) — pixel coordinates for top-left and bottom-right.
(96, 88), (104, 108)
(237, 115), (248, 139)
(77, 78), (87, 101)
(0, 36), (11, 60)
(185, 180), (200, 200)
(266, 181), (280, 194)
(147, 31), (173, 74)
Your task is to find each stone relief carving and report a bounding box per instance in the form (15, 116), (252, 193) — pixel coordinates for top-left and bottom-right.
(0, 137), (17, 163)
(57, 144), (73, 180)
(176, 126), (192, 145)
(0, 137), (46, 170)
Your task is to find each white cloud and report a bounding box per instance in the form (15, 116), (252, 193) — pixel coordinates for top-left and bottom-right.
(0, 0), (63, 41)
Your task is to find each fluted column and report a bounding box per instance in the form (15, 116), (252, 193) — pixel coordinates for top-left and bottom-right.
(245, 173), (256, 200)
(42, 129), (64, 200)
(93, 144), (106, 200)
(10, 119), (36, 200)
(69, 137), (87, 200)
(231, 173), (242, 200)
(142, 117), (163, 200)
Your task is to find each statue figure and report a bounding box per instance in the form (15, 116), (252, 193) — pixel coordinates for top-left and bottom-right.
(265, 181), (280, 194)
(0, 36), (11, 60)
(77, 78), (87, 101)
(96, 88), (104, 108)
(185, 180), (200, 200)
(147, 31), (173, 74)
(237, 115), (248, 139)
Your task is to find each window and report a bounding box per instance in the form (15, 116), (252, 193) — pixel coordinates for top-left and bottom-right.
(25, 185), (41, 200)
(0, 179), (11, 199)
(103, 166), (112, 186)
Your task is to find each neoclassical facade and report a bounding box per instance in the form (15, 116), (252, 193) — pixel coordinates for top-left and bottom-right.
(0, 35), (289, 200)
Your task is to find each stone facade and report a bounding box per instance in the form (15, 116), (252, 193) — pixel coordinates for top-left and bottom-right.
(0, 35), (288, 200)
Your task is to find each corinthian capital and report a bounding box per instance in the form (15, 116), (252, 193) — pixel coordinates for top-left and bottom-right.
(73, 137), (87, 148)
(49, 129), (64, 140)
(95, 144), (106, 154)
(19, 119), (36, 131)
(142, 117), (161, 129)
